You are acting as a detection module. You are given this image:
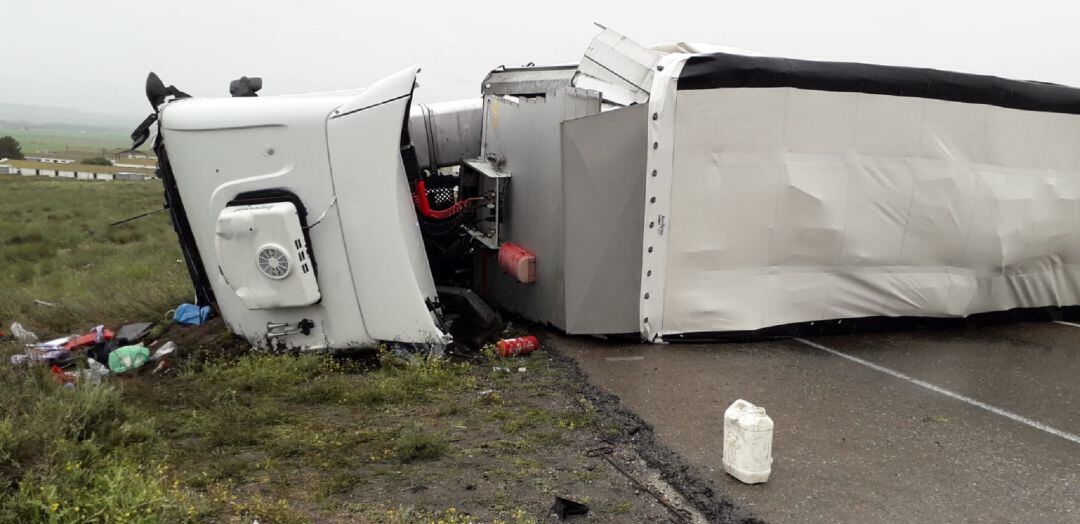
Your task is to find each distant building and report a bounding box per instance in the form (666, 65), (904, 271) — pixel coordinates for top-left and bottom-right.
(24, 156), (75, 164)
(111, 150), (153, 160)
(112, 157), (158, 170)
(0, 159), (156, 181)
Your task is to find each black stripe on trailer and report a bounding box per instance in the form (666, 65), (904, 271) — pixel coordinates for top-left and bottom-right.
(662, 305), (1080, 343)
(677, 52), (1080, 115)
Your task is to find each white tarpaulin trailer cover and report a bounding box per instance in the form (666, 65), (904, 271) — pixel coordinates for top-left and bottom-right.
(640, 53), (1080, 341)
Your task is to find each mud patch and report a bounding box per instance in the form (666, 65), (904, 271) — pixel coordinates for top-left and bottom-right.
(544, 331), (764, 524)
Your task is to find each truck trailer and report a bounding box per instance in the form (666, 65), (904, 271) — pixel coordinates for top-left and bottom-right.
(134, 28), (1080, 350)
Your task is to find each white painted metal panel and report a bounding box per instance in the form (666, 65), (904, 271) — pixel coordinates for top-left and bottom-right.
(325, 66), (451, 345)
(160, 90), (376, 349)
(647, 80), (1080, 338)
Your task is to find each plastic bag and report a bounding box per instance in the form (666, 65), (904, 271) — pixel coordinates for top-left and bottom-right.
(173, 304), (211, 325)
(10, 322), (38, 343)
(152, 341), (176, 360)
(108, 345), (150, 373)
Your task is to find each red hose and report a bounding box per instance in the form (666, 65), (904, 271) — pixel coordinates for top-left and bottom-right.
(414, 180), (484, 220)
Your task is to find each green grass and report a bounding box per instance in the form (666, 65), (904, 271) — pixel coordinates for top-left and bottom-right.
(390, 427), (449, 462)
(0, 128), (135, 156)
(0, 176), (190, 333)
(0, 356), (207, 521)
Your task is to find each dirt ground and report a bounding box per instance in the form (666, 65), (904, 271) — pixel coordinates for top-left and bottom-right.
(190, 326), (731, 521)
(68, 319), (743, 522)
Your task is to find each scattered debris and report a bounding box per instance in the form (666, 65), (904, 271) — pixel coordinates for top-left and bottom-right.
(496, 335), (540, 357)
(64, 325), (114, 351)
(173, 303), (211, 325)
(116, 322), (154, 344)
(14, 347), (72, 367)
(86, 359), (110, 382)
(152, 359), (173, 375)
(490, 365), (528, 373)
(87, 340), (114, 366)
(585, 444), (695, 522)
(151, 341), (177, 361)
(50, 364), (77, 387)
(551, 496), (590, 520)
(35, 337), (71, 351)
(108, 345), (151, 373)
(6, 319), (180, 384)
(10, 322), (39, 343)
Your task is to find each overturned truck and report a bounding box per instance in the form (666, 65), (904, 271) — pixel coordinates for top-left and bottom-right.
(137, 29), (1080, 350)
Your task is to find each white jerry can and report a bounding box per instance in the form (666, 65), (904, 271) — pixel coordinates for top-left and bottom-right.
(723, 399), (774, 484)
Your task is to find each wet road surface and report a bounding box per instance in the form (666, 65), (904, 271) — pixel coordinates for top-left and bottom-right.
(556, 321), (1080, 523)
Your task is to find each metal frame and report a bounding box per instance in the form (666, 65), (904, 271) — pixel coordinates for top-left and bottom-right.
(461, 157), (510, 249)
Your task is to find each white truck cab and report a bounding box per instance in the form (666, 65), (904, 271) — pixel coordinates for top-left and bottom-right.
(156, 67), (450, 350)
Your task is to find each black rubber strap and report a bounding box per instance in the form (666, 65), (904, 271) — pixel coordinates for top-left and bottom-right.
(678, 52), (1080, 115)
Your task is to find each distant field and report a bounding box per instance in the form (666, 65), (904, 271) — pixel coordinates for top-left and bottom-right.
(0, 175), (187, 331)
(0, 127), (137, 155)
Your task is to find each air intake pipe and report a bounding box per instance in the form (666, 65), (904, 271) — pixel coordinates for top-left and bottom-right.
(408, 98), (483, 172)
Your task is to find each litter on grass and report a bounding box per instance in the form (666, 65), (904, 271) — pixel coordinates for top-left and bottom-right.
(495, 335), (540, 357)
(116, 322), (153, 343)
(64, 325), (113, 351)
(6, 318), (176, 386)
(109, 345), (151, 373)
(172, 303), (211, 325)
(151, 341), (177, 361)
(551, 496), (590, 520)
(10, 322), (39, 343)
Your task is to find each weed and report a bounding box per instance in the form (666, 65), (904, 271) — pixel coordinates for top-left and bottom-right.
(476, 391), (503, 406)
(1, 458), (206, 523)
(603, 500), (631, 516)
(0, 358), (204, 521)
(195, 353), (337, 395)
(179, 398), (287, 447)
(489, 438), (538, 454)
(315, 469), (369, 497)
(293, 374), (352, 404)
(186, 455), (253, 489)
(435, 398), (463, 416)
(231, 495), (306, 524)
(392, 428), (449, 463)
(352, 359), (476, 405)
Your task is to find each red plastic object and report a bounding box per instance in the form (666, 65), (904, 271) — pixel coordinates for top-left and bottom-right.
(496, 335), (540, 357)
(51, 365), (76, 386)
(498, 243), (536, 284)
(64, 329), (114, 351)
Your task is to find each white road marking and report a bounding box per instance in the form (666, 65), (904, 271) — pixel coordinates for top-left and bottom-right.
(794, 337), (1080, 445)
(1053, 320), (1080, 329)
(604, 356), (645, 362)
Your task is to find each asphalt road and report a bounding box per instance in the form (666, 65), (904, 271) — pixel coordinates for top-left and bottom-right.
(556, 321), (1080, 523)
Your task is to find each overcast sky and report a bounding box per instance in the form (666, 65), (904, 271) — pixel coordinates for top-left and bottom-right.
(2, 0), (1077, 120)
